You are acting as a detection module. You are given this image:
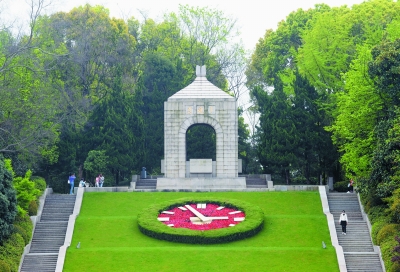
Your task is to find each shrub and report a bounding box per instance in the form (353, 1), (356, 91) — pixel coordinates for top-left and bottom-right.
(0, 233), (25, 272)
(13, 214), (33, 245)
(0, 260), (10, 272)
(392, 262), (400, 272)
(13, 170), (41, 212)
(368, 205), (387, 224)
(137, 197), (264, 244)
(13, 225), (30, 245)
(377, 224), (400, 245)
(381, 237), (398, 272)
(31, 176), (46, 193)
(28, 200), (38, 216)
(333, 181), (349, 192)
(372, 220), (389, 245)
(387, 189), (400, 224)
(392, 236), (400, 272)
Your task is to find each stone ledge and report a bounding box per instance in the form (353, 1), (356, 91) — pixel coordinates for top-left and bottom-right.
(156, 177), (246, 190)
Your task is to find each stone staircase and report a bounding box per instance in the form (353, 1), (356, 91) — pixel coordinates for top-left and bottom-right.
(135, 178), (157, 189)
(245, 177), (267, 188)
(327, 193), (384, 272)
(20, 194), (76, 272)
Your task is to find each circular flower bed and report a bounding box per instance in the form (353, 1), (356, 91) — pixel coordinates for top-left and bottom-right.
(137, 197), (264, 244)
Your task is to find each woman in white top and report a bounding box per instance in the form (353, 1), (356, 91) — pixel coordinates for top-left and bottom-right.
(339, 210), (348, 235)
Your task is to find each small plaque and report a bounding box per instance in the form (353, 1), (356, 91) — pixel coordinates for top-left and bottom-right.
(208, 106), (215, 114)
(197, 106), (204, 114)
(189, 159), (212, 173)
(186, 106), (193, 114)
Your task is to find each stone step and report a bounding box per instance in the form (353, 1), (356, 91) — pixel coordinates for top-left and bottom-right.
(21, 193), (76, 270)
(246, 185), (268, 188)
(136, 186), (157, 189)
(327, 193), (384, 271)
(20, 254), (58, 272)
(136, 179), (157, 189)
(344, 253), (383, 272)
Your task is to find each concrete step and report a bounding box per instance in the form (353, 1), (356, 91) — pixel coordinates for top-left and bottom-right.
(20, 193), (76, 270)
(246, 185), (268, 188)
(136, 179), (157, 189)
(327, 193), (384, 271)
(344, 252), (383, 272)
(20, 254), (58, 272)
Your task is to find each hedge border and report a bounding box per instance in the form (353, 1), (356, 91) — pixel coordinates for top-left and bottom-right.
(137, 196), (264, 244)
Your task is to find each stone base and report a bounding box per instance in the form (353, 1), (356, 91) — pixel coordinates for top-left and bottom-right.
(156, 177), (246, 190)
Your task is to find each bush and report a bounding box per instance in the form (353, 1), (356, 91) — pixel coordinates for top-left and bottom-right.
(372, 220), (389, 245)
(0, 233), (25, 272)
(28, 200), (38, 216)
(13, 170), (41, 213)
(381, 237), (398, 272)
(137, 197), (264, 244)
(334, 181), (349, 192)
(377, 224), (400, 245)
(31, 176), (46, 193)
(368, 205), (387, 224)
(13, 225), (30, 245)
(392, 262), (400, 272)
(0, 260), (10, 272)
(13, 214), (33, 245)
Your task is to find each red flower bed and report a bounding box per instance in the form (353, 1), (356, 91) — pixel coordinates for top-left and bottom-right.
(158, 203), (246, 230)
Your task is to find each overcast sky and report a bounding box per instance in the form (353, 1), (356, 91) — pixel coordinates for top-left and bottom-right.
(5, 0), (366, 51)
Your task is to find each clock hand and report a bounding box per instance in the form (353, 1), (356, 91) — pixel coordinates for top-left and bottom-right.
(203, 216), (229, 220)
(185, 205), (207, 221)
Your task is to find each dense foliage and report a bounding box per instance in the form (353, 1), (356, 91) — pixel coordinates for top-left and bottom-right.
(2, 0), (400, 269)
(246, 0), (400, 270)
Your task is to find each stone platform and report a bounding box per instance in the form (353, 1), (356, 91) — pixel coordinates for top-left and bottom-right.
(156, 177), (246, 190)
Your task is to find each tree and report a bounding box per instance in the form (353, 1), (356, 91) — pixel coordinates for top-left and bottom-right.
(0, 157), (17, 244)
(369, 38), (400, 109)
(254, 85), (298, 184)
(83, 150), (108, 181)
(327, 44), (383, 178)
(0, 0), (64, 171)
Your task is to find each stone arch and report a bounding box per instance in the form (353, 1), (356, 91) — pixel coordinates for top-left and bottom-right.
(179, 116), (223, 167)
(158, 65), (245, 189)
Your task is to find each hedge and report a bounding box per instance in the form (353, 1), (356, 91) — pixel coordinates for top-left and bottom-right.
(334, 181), (350, 192)
(137, 197), (264, 244)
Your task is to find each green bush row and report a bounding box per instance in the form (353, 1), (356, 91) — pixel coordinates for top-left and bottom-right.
(333, 181), (350, 192)
(137, 197), (265, 244)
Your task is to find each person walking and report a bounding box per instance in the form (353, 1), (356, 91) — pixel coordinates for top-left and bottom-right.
(339, 210), (348, 235)
(68, 173), (76, 194)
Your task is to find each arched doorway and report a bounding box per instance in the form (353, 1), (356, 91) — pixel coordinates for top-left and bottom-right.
(186, 124), (216, 161)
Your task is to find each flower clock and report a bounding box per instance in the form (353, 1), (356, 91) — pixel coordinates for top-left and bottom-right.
(137, 197), (264, 244)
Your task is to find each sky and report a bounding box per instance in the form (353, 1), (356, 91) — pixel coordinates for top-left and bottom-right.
(5, 0), (366, 51)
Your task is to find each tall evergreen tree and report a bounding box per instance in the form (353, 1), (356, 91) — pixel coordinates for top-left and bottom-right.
(0, 157), (17, 244)
(254, 84), (299, 184)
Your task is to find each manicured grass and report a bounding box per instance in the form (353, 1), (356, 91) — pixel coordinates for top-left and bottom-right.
(64, 191), (338, 272)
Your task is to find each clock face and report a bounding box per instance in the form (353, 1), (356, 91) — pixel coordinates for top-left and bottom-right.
(157, 203), (245, 231)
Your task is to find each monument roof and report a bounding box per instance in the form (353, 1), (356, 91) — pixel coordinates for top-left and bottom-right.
(168, 66), (234, 100)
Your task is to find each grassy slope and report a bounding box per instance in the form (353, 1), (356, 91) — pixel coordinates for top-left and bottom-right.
(64, 191), (338, 272)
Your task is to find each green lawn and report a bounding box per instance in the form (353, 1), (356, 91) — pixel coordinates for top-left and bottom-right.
(64, 191), (338, 272)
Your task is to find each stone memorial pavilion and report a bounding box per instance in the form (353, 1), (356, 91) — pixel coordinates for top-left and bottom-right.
(157, 65), (246, 190)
